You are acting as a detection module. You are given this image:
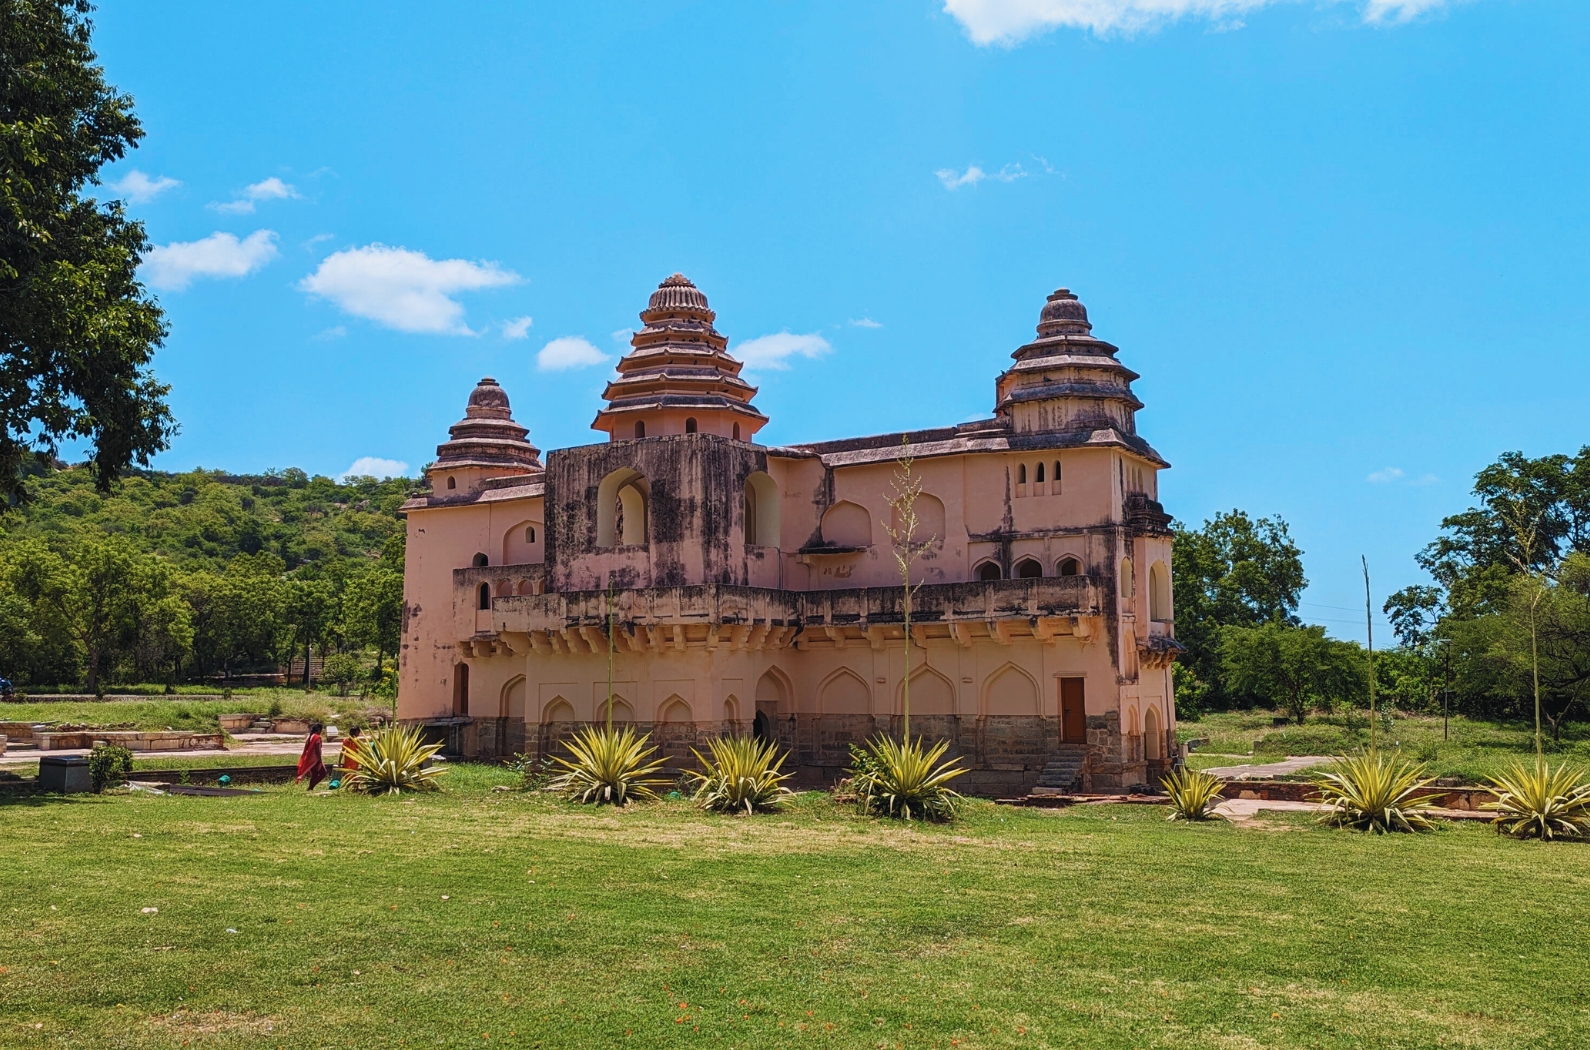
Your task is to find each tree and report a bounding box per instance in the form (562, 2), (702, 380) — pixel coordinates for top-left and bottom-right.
(1172, 510), (1306, 708)
(280, 576), (334, 690)
(1, 0), (173, 504)
(1480, 554), (1590, 744)
(344, 567), (403, 678)
(1218, 622), (1366, 724)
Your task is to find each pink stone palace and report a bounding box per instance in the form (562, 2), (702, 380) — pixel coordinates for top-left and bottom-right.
(398, 275), (1181, 793)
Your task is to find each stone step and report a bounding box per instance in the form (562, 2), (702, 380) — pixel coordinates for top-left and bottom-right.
(1034, 747), (1088, 790)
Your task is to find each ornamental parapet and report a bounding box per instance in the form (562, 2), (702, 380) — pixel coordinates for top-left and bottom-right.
(459, 577), (1105, 656)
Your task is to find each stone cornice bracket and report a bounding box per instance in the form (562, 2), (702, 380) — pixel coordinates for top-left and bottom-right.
(987, 620), (1014, 646)
(864, 625), (888, 651)
(1071, 615), (1097, 644)
(948, 622), (975, 649)
(824, 625), (848, 650)
(499, 631), (531, 655)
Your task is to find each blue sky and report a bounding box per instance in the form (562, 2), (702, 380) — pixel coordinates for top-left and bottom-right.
(90, 0), (1587, 641)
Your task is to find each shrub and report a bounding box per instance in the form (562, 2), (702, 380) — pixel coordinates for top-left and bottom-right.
(1162, 767), (1224, 821)
(686, 735), (793, 814)
(851, 735), (966, 822)
(87, 744), (133, 792)
(321, 654), (364, 697)
(1484, 761), (1590, 841)
(509, 751), (556, 791)
(548, 724), (667, 806)
(343, 724), (446, 794)
(1315, 752), (1439, 834)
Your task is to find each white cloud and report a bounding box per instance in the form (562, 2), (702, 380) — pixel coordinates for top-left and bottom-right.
(849, 317), (883, 329)
(936, 165), (986, 190)
(142, 230), (279, 291)
(935, 162), (1028, 189)
(943, 0), (1467, 44)
(611, 328), (635, 344)
(734, 332), (832, 372)
(212, 176), (300, 214)
(297, 244), (519, 335)
(1367, 467), (1405, 483)
(537, 336), (609, 371)
(341, 456), (409, 480)
(110, 170), (181, 204)
(315, 326), (347, 340)
(502, 316), (534, 340)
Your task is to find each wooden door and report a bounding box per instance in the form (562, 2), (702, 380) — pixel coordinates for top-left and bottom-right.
(1060, 677), (1086, 743)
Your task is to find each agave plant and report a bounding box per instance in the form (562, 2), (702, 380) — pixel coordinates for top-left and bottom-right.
(343, 724), (447, 795)
(851, 735), (966, 822)
(686, 735), (793, 814)
(1314, 752), (1439, 834)
(549, 724), (668, 805)
(1484, 761), (1590, 841)
(1161, 766), (1224, 821)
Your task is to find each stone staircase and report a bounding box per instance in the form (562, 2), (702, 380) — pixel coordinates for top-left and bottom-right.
(1032, 745), (1089, 794)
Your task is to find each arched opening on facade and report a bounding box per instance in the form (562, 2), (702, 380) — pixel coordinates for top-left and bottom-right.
(983, 663), (1038, 716)
(976, 560), (1003, 582)
(446, 476), (456, 490)
(744, 471), (780, 547)
(752, 709), (772, 743)
(820, 500), (871, 547)
(472, 552), (489, 567)
(1149, 561), (1172, 622)
(477, 583), (491, 610)
(817, 668), (871, 715)
(1057, 556), (1082, 577)
(1035, 462), (1045, 484)
(516, 578), (536, 595)
(898, 665), (956, 716)
(1015, 558), (1043, 579)
(634, 420), (646, 438)
(1145, 706), (1162, 760)
(892, 492), (945, 546)
(502, 676), (526, 719)
(1017, 463), (1027, 484)
(542, 697), (575, 724)
(1120, 556), (1135, 599)
(453, 662), (470, 715)
(659, 697), (692, 723)
(597, 468), (649, 547)
(496, 580), (513, 598)
(1053, 460), (1062, 494)
(733, 422), (741, 440)
(684, 417), (697, 434)
(723, 695), (740, 727)
(504, 520), (543, 564)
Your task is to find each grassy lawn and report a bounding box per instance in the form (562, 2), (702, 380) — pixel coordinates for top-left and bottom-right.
(4, 766), (1589, 1049)
(1179, 710), (1590, 782)
(0, 690), (386, 734)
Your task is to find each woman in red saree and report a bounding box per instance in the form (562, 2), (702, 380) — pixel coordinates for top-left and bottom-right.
(295, 722), (329, 789)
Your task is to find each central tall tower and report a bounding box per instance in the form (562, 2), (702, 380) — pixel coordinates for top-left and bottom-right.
(591, 274), (768, 442)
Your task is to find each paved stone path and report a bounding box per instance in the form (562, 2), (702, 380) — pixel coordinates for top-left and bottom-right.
(0, 733), (341, 770)
(1200, 755), (1336, 779)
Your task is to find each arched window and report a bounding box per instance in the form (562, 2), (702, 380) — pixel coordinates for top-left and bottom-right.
(1058, 556), (1082, 577)
(1017, 463), (1027, 484)
(1053, 460), (1062, 494)
(477, 582), (491, 610)
(597, 468), (649, 547)
(1035, 462), (1045, 484)
(446, 476), (456, 490)
(1121, 557), (1135, 598)
(733, 422), (741, 440)
(743, 471), (780, 547)
(977, 561), (1002, 582)
(472, 552), (488, 567)
(1149, 561), (1172, 622)
(634, 420), (645, 438)
(453, 662), (469, 716)
(526, 525), (536, 543)
(1015, 558), (1043, 579)
(685, 417), (697, 434)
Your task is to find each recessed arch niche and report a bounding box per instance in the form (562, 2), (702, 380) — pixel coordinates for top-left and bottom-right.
(817, 668), (871, 715)
(984, 664), (1038, 716)
(821, 500), (871, 548)
(744, 471), (780, 547)
(597, 468), (649, 547)
(899, 665), (955, 716)
(503, 520), (543, 565)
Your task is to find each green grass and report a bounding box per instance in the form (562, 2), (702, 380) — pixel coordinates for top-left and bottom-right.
(0, 690), (384, 733)
(1181, 711), (1590, 783)
(3, 767), (1589, 1048)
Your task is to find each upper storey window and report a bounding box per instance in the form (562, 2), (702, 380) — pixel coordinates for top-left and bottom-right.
(976, 561), (1003, 582)
(685, 417), (698, 434)
(634, 420), (646, 438)
(446, 476), (456, 490)
(472, 552), (488, 567)
(1015, 558), (1043, 579)
(744, 472), (780, 547)
(1058, 556), (1082, 576)
(598, 468), (649, 547)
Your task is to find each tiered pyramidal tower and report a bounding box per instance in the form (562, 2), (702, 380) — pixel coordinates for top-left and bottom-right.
(591, 274), (767, 442)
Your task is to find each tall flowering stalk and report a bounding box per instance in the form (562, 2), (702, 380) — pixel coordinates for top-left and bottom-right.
(884, 438), (934, 741)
